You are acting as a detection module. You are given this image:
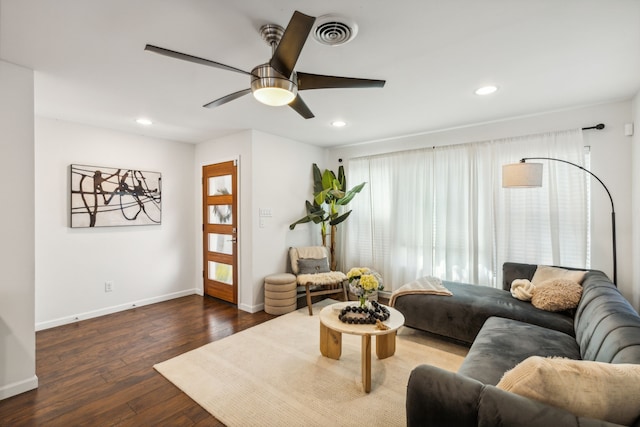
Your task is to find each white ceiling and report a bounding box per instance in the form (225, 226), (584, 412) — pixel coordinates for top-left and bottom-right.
(1, 0), (639, 147)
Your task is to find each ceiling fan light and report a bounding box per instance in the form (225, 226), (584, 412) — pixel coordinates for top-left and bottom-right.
(253, 86), (296, 106)
(251, 64), (298, 106)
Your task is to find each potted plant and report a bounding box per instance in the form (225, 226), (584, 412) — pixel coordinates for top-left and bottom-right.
(289, 163), (365, 270)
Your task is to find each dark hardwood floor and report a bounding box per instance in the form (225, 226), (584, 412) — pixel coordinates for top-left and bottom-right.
(0, 295), (275, 426)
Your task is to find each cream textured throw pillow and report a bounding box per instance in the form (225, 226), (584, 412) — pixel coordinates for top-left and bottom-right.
(510, 279), (536, 301)
(531, 265), (586, 286)
(531, 278), (583, 312)
(497, 356), (640, 425)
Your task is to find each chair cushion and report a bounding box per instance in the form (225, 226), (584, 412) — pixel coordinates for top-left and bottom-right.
(296, 271), (346, 285)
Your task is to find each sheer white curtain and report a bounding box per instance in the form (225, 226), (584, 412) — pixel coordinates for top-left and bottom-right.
(344, 129), (587, 291)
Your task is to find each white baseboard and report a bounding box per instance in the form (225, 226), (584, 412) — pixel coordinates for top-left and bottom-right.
(239, 302), (265, 313)
(0, 375), (38, 401)
(35, 289), (199, 331)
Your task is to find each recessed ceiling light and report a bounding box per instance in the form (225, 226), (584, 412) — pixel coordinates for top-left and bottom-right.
(136, 118), (153, 126)
(331, 120), (347, 127)
(475, 85), (498, 96)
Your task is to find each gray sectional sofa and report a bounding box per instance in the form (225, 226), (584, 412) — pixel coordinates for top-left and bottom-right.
(393, 262), (640, 427)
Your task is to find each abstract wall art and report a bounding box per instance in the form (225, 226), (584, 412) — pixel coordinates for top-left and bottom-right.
(70, 164), (162, 228)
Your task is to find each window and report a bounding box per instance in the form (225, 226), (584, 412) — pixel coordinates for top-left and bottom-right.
(344, 129), (588, 291)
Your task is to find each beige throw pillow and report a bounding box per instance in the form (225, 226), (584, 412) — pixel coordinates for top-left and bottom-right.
(510, 279), (535, 301)
(531, 278), (582, 312)
(497, 356), (640, 425)
(531, 265), (586, 286)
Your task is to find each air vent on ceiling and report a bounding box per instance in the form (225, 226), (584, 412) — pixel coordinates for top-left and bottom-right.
(312, 14), (358, 46)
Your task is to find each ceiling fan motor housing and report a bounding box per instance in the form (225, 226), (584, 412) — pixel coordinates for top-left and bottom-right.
(250, 63), (298, 106)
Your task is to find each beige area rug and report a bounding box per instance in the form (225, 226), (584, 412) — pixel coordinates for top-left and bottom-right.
(154, 299), (468, 426)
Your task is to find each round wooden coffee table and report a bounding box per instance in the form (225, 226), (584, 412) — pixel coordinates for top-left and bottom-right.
(319, 302), (405, 393)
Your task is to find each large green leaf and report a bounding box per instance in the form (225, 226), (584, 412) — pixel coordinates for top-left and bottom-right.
(321, 169), (335, 191)
(306, 213), (326, 225)
(289, 216), (312, 230)
(329, 210), (352, 226)
(289, 200), (327, 230)
(306, 200), (324, 215)
(329, 188), (345, 199)
(338, 165), (346, 190)
(289, 212), (326, 229)
(314, 189), (330, 205)
(337, 182), (366, 205)
(306, 201), (327, 223)
(312, 164), (323, 195)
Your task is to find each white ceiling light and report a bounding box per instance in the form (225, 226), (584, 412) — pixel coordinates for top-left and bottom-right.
(331, 120), (347, 127)
(475, 85), (498, 95)
(136, 118), (153, 125)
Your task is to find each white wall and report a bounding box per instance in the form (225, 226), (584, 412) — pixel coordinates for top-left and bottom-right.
(251, 131), (326, 307)
(329, 100), (637, 310)
(34, 117), (196, 329)
(632, 92), (640, 310)
(195, 130), (325, 312)
(0, 60), (37, 399)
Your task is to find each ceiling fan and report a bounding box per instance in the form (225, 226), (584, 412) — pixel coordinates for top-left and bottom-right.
(144, 10), (386, 119)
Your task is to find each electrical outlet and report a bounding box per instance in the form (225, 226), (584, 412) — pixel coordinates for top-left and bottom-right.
(105, 281), (114, 292)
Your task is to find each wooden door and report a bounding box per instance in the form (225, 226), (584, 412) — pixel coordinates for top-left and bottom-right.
(202, 161), (238, 304)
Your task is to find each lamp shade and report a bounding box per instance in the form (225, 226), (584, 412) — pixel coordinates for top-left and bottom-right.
(502, 162), (543, 187)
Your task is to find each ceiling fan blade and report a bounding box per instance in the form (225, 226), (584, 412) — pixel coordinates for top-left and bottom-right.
(289, 95), (314, 119)
(297, 72), (386, 90)
(145, 44), (253, 76)
(269, 11), (316, 78)
(203, 88), (252, 109)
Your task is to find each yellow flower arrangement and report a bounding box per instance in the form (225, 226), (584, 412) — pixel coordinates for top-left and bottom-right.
(347, 267), (383, 308)
(347, 267), (370, 280)
(359, 274), (379, 292)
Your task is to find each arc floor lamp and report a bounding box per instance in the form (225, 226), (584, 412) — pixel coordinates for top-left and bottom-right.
(502, 157), (617, 285)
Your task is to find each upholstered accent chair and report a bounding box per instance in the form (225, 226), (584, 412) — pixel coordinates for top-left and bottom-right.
(289, 246), (347, 315)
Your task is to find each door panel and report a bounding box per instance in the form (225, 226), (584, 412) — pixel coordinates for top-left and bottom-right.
(203, 161), (238, 304)
(208, 233), (233, 255)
